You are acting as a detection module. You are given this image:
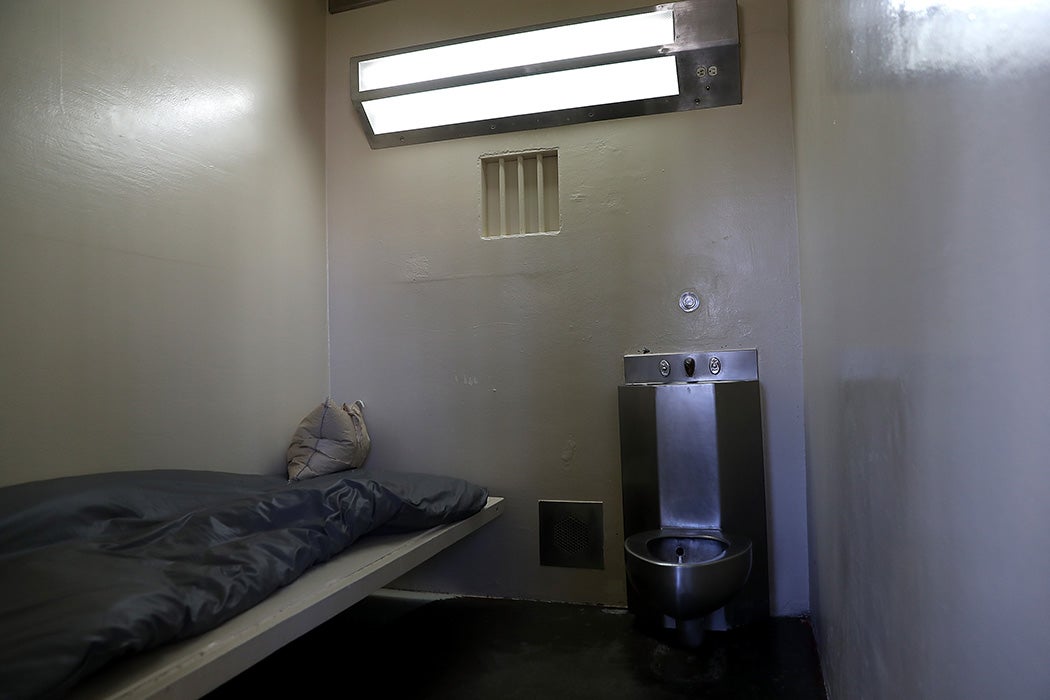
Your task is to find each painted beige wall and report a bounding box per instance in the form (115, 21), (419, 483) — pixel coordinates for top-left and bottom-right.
(327, 0), (809, 612)
(0, 0), (329, 486)
(791, 1), (1050, 697)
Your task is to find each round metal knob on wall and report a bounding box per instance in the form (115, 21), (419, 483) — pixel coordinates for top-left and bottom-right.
(679, 290), (700, 313)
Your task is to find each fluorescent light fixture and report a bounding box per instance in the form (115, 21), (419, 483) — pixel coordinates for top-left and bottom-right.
(358, 11), (676, 92)
(364, 57), (680, 135)
(350, 0), (741, 148)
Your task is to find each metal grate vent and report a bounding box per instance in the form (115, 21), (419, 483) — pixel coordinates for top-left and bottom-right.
(481, 149), (559, 238)
(553, 516), (590, 554)
(538, 500), (604, 569)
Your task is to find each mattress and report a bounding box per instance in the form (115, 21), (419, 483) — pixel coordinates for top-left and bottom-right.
(0, 468), (488, 699)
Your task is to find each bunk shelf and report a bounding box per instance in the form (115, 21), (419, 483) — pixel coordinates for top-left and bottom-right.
(71, 496), (505, 700)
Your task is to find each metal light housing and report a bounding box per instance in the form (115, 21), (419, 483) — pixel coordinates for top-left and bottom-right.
(349, 0), (741, 149)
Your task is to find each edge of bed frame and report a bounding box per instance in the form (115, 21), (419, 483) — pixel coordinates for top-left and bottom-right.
(71, 496), (505, 700)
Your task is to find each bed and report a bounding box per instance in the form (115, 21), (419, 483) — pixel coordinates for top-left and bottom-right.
(0, 468), (502, 699)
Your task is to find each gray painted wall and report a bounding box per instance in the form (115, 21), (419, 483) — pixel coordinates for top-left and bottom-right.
(0, 0), (330, 487)
(327, 0), (809, 613)
(790, 1), (1050, 697)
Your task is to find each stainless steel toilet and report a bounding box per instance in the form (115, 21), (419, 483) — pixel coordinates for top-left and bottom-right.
(624, 528), (752, 622)
(618, 350), (769, 646)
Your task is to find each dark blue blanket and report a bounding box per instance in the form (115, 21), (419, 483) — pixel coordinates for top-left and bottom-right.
(0, 469), (487, 699)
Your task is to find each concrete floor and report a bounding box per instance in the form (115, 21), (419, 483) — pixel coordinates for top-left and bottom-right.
(208, 593), (827, 699)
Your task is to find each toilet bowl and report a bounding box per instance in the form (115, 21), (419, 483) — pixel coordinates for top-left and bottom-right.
(624, 528), (752, 624)
(618, 350), (770, 640)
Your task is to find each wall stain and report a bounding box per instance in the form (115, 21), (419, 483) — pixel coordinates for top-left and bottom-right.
(560, 438), (577, 467)
(402, 255), (430, 281)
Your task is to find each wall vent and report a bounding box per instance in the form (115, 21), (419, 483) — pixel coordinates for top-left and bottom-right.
(538, 500), (604, 569)
(481, 149), (559, 238)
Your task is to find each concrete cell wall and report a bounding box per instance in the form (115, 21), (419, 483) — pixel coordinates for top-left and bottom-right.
(326, 0), (809, 612)
(0, 0), (330, 485)
(790, 1), (1050, 696)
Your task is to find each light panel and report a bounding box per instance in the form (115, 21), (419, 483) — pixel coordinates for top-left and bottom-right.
(363, 56), (680, 135)
(358, 10), (675, 92)
(349, 0), (742, 148)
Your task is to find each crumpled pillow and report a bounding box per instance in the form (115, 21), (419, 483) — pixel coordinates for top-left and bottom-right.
(287, 398), (371, 481)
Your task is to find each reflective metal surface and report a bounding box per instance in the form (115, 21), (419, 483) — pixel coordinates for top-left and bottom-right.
(538, 500), (605, 570)
(647, 533), (726, 564)
(618, 349), (769, 630)
(679, 290), (701, 313)
(625, 528), (752, 620)
(623, 348), (758, 384)
(349, 0), (741, 148)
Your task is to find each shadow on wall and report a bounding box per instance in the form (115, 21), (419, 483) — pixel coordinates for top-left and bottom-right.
(830, 372), (924, 690)
(271, 0), (327, 165)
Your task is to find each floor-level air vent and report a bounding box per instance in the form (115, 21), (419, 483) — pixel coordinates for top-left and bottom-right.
(538, 500), (604, 569)
(482, 149), (559, 238)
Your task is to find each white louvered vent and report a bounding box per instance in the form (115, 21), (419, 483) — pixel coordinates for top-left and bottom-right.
(481, 149), (560, 238)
